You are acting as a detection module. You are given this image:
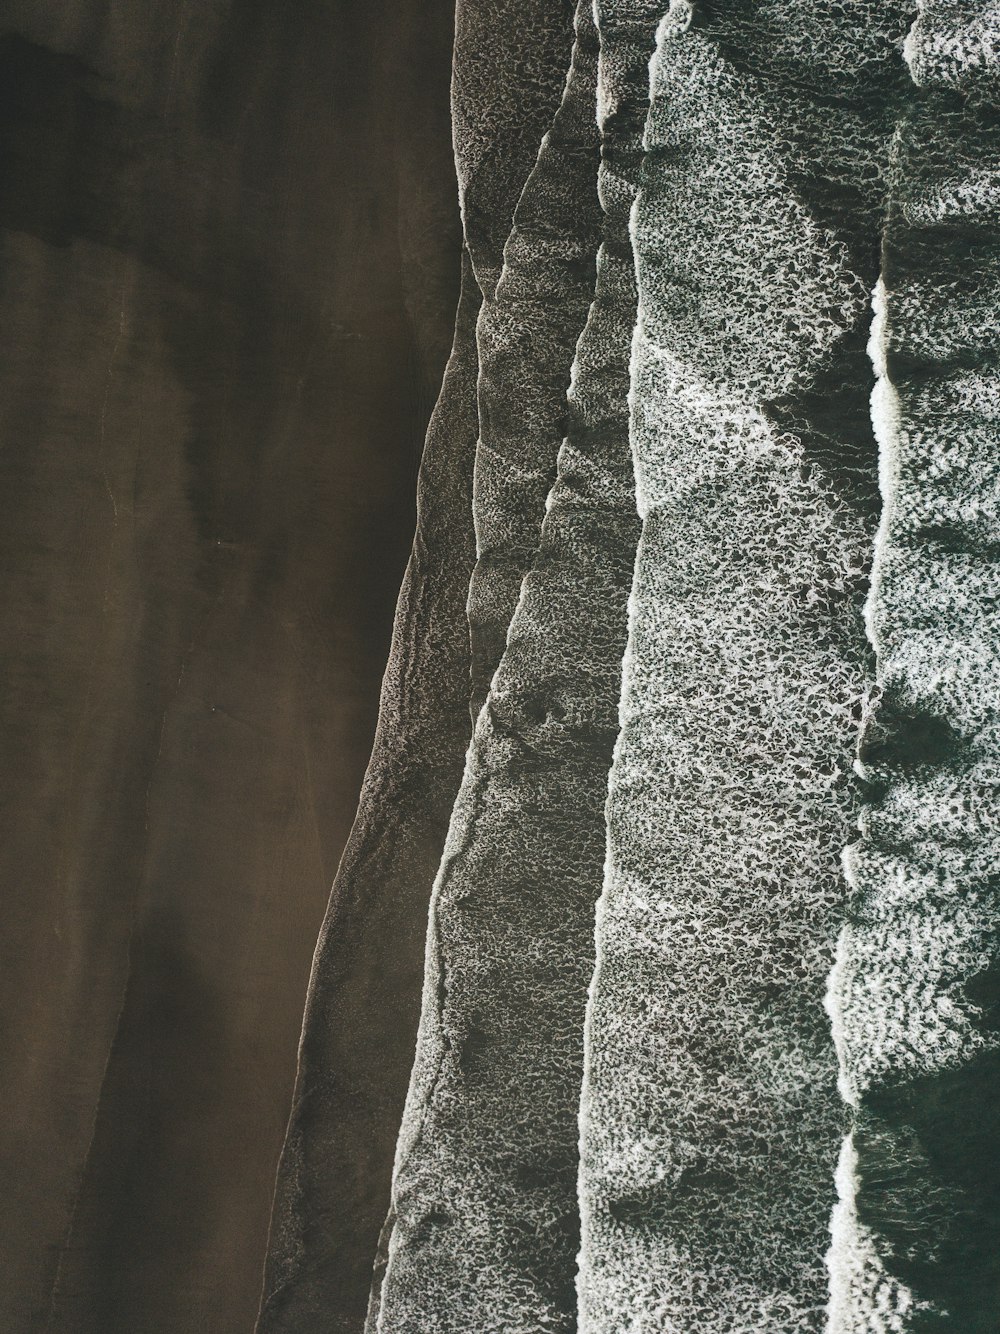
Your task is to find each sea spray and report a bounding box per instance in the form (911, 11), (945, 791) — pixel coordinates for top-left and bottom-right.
(578, 3), (909, 1328)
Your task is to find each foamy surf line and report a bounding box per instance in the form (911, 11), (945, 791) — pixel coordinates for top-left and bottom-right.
(307, 3), (1000, 1330)
(578, 1), (910, 1328)
(825, 5), (1000, 1328)
(464, 0), (604, 717)
(367, 1), (647, 1327)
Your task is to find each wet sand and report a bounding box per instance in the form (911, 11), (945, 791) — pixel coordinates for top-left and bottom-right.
(0, 3), (460, 1330)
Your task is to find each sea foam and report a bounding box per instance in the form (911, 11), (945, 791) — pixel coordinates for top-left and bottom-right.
(825, 5), (1000, 1323)
(578, 2), (908, 1328)
(465, 3), (605, 717)
(367, 2), (650, 1327)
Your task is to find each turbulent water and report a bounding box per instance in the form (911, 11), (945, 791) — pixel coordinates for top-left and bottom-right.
(578, 3), (913, 1329)
(465, 1), (604, 716)
(367, 2), (647, 1327)
(271, 1), (1000, 1329)
(826, 7), (1000, 1329)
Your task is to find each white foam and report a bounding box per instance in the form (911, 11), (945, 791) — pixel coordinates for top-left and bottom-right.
(578, 3), (902, 1327)
(371, 4), (648, 1327)
(825, 6), (1000, 1321)
(826, 1135), (926, 1334)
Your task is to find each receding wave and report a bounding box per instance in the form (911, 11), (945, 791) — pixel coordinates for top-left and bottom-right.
(368, 3), (642, 1328)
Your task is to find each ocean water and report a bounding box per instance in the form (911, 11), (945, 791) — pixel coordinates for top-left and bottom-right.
(578, 2), (911, 1329)
(826, 6), (1000, 1326)
(364, 2), (1000, 1329)
(367, 2), (644, 1328)
(464, 0), (604, 717)
(451, 0), (581, 298)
